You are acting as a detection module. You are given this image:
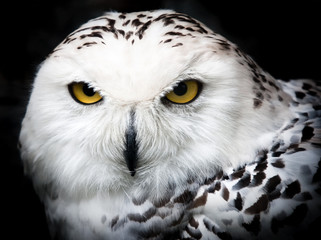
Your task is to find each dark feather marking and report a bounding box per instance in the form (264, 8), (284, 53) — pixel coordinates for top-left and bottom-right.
(270, 142), (280, 152)
(222, 186), (229, 201)
(188, 191), (208, 209)
(291, 118), (299, 124)
(230, 168), (245, 180)
(282, 123), (294, 131)
(295, 91), (306, 99)
(80, 32), (103, 39)
(260, 74), (267, 82)
(260, 85), (267, 91)
(268, 189), (282, 201)
(153, 13), (206, 34)
(271, 158), (285, 168)
(272, 151), (285, 157)
(264, 175), (281, 193)
(77, 41), (97, 49)
(308, 90), (318, 96)
(165, 31), (185, 36)
(137, 14), (146, 18)
(125, 31), (133, 40)
(91, 26), (109, 32)
(174, 190), (195, 204)
(245, 194), (269, 214)
(127, 207), (156, 223)
(127, 213), (145, 223)
(204, 218), (233, 239)
(185, 225), (202, 239)
(172, 43), (183, 47)
(136, 20), (152, 40)
(313, 105), (321, 111)
(110, 215), (119, 228)
(189, 217), (199, 229)
(132, 18), (143, 27)
(185, 27), (195, 32)
(286, 147), (306, 154)
(216, 39), (231, 50)
(232, 172), (251, 190)
(271, 204), (308, 233)
(251, 171), (266, 187)
(204, 176), (216, 185)
(302, 83), (313, 90)
(258, 150), (269, 160)
(117, 29), (125, 37)
(122, 19), (130, 26)
(254, 161), (268, 172)
(110, 216), (127, 230)
(256, 91), (264, 100)
(234, 192), (243, 211)
(282, 180), (301, 198)
(252, 76), (261, 83)
(63, 37), (77, 44)
(143, 207), (157, 220)
(267, 80), (280, 91)
(301, 126), (314, 142)
(175, 25), (185, 29)
(242, 215), (261, 235)
(83, 42), (97, 46)
(163, 18), (175, 26)
(253, 98), (263, 108)
(208, 181), (221, 193)
(106, 18), (116, 28)
(203, 217), (215, 233)
(217, 232), (233, 240)
(49, 48), (62, 56)
(119, 14), (126, 19)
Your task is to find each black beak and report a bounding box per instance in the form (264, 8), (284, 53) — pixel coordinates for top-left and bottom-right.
(124, 112), (138, 176)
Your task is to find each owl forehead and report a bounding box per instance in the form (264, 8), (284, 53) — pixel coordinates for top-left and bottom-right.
(54, 10), (211, 52)
(49, 10), (225, 102)
(50, 10), (239, 101)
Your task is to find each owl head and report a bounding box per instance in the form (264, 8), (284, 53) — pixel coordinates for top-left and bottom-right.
(19, 10), (292, 200)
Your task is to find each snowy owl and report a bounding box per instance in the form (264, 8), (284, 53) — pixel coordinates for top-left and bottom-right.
(19, 10), (321, 240)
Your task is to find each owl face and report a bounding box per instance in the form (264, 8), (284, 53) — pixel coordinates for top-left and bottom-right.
(20, 10), (291, 199)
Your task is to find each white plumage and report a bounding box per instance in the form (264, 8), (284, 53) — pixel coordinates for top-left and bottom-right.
(19, 10), (321, 239)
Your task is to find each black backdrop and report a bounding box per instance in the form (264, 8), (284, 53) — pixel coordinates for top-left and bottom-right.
(1, 1), (320, 239)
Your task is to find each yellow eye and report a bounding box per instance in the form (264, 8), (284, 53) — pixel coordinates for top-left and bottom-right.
(165, 80), (200, 104)
(68, 82), (102, 105)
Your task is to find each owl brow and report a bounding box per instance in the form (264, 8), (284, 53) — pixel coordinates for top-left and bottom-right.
(71, 80), (103, 93)
(164, 74), (200, 93)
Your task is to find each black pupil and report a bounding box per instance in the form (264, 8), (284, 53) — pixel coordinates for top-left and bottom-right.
(173, 82), (187, 96)
(83, 84), (95, 96)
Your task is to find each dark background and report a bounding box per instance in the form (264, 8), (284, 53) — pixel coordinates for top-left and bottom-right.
(1, 1), (320, 239)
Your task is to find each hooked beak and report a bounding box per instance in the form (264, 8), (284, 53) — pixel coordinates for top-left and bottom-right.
(123, 112), (138, 176)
